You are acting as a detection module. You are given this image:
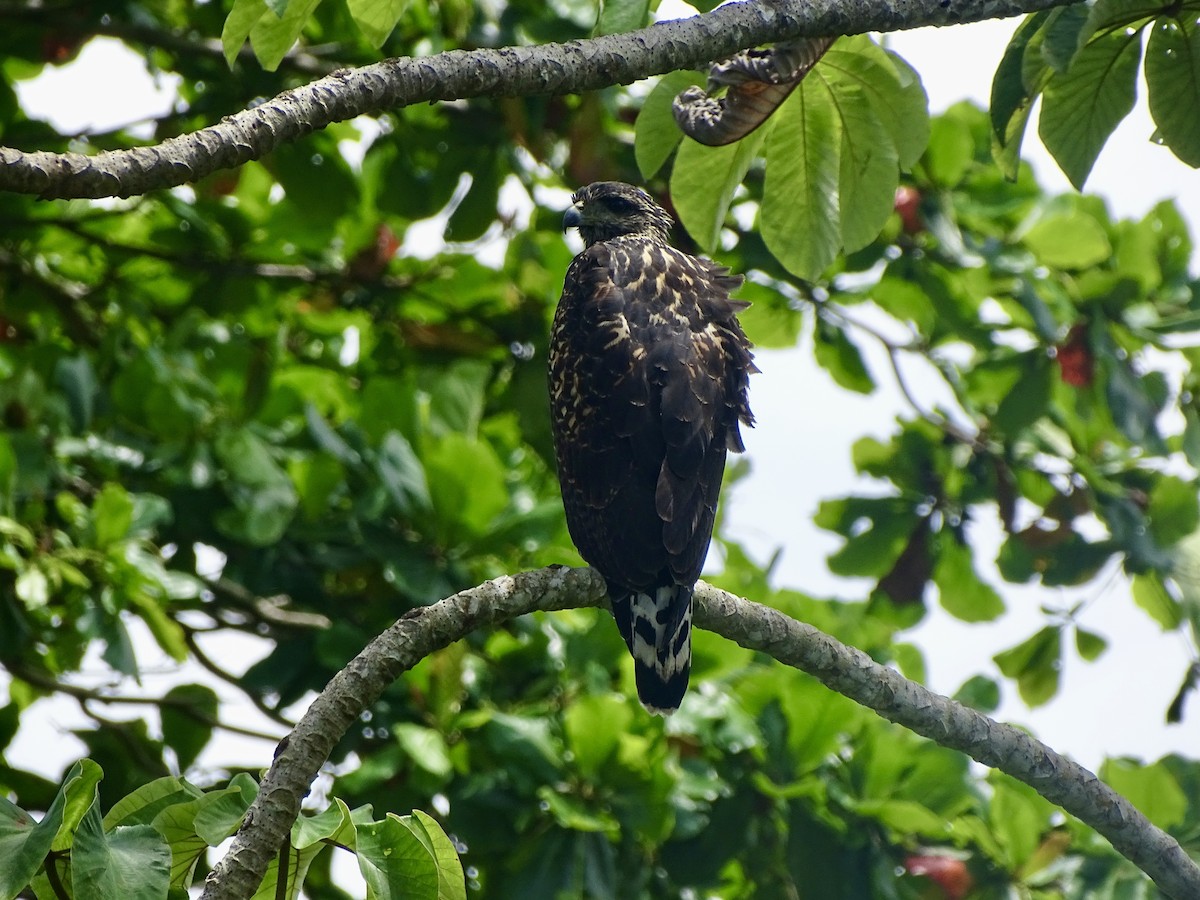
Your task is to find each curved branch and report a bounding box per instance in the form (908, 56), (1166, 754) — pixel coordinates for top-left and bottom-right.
(200, 566), (1200, 900)
(3, 0), (1079, 200)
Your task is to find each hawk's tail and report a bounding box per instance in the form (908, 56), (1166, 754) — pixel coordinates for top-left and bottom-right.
(611, 583), (693, 715)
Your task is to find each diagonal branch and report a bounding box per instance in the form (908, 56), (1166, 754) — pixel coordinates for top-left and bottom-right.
(200, 566), (1200, 900)
(2, 0), (1080, 200)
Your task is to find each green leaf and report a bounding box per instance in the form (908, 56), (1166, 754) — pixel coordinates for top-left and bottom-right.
(1101, 758), (1187, 829)
(72, 797), (171, 900)
(92, 483), (134, 548)
(812, 319), (874, 393)
(103, 777), (203, 829)
(564, 693), (632, 777)
(356, 815), (439, 900)
(598, 0), (650, 35)
(1079, 0), (1165, 46)
(221, 0), (268, 65)
(923, 113), (973, 187)
(825, 81), (899, 251)
(993, 626), (1062, 707)
(953, 675), (1001, 713)
(1074, 626), (1107, 661)
(53, 759), (105, 852)
(1105, 355), (1164, 451)
(393, 724), (453, 779)
(214, 429), (298, 546)
(249, 0), (323, 71)
(409, 809), (467, 900)
(854, 798), (946, 837)
(671, 128), (767, 252)
(991, 352), (1052, 434)
(160, 684), (219, 772)
(989, 777), (1053, 868)
(1146, 16), (1200, 166)
(375, 431), (431, 516)
(879, 51), (931, 170)
(1040, 4), (1091, 72)
(1039, 29), (1142, 189)
(424, 360), (491, 438)
(249, 801), (354, 900)
(1148, 475), (1200, 546)
(732, 281), (801, 348)
(635, 71), (704, 179)
(0, 762), (86, 897)
(192, 773), (259, 845)
(1131, 572), (1182, 630)
(292, 799), (354, 851)
(54, 354), (98, 430)
(761, 83), (841, 280)
(1023, 209), (1112, 269)
(152, 778), (254, 888)
(423, 434), (508, 541)
(933, 537), (1005, 623)
(827, 509), (921, 580)
(991, 11), (1053, 179)
(347, 0), (407, 47)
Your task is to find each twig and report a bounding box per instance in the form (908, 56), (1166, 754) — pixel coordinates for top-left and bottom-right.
(12, 665), (284, 743)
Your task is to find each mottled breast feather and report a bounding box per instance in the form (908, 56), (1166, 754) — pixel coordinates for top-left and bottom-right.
(550, 185), (756, 715)
(550, 236), (754, 592)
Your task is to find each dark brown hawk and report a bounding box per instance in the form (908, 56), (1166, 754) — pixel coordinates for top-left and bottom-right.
(549, 182), (756, 715)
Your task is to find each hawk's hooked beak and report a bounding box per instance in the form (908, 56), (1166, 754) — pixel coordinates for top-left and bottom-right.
(563, 204), (583, 231)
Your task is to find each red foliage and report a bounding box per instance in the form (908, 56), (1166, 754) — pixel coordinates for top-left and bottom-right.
(905, 854), (974, 899)
(894, 185), (923, 235)
(1056, 323), (1095, 387)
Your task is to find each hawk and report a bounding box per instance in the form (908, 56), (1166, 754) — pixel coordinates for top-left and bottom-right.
(549, 181), (756, 715)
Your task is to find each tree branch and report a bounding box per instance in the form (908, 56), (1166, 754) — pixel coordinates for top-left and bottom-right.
(200, 566), (1200, 900)
(2, 0), (1080, 200)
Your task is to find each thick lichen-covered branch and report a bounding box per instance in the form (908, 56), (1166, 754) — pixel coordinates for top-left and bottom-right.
(200, 567), (1200, 900)
(1, 0), (1080, 199)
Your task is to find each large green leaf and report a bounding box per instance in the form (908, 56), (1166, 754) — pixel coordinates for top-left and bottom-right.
(598, 0), (651, 35)
(72, 797), (171, 900)
(1039, 28), (1142, 188)
(634, 71), (705, 179)
(671, 129), (767, 252)
(407, 810), (467, 900)
(347, 0), (408, 47)
(991, 11), (1054, 178)
(1145, 16), (1200, 166)
(356, 815), (440, 900)
(0, 763), (86, 897)
(152, 776), (256, 889)
(222, 0), (269, 65)
(761, 84), (841, 280)
(821, 37), (930, 170)
(824, 80), (899, 251)
(249, 0), (324, 71)
(1022, 209), (1112, 268)
(1101, 758), (1187, 830)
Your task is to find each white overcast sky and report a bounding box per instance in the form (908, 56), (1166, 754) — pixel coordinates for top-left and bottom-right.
(6, 9), (1200, 782)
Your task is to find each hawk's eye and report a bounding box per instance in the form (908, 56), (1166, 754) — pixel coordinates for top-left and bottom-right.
(604, 195), (639, 215)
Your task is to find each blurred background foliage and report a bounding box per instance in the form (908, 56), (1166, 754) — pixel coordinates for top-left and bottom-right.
(1, 0), (1200, 897)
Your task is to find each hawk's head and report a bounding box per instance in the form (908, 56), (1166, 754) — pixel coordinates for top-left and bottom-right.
(564, 182), (674, 247)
